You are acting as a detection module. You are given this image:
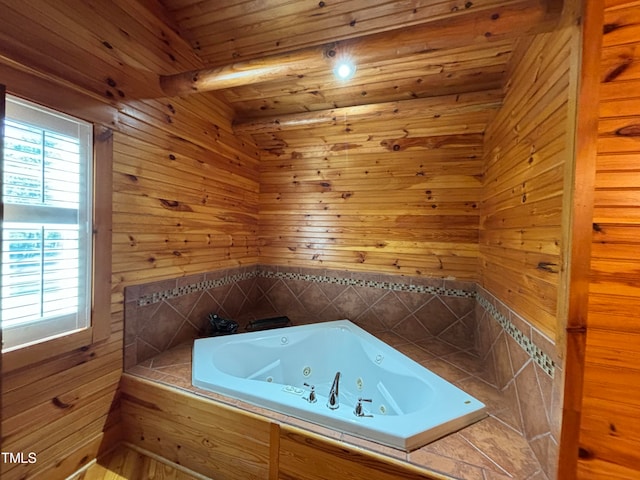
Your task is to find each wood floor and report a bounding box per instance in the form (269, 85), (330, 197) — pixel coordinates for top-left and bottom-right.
(71, 444), (205, 480)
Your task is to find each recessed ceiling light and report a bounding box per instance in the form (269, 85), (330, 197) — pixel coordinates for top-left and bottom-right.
(334, 60), (356, 80)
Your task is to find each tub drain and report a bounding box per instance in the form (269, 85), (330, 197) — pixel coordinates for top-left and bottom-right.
(379, 405), (387, 414)
(266, 376), (274, 383)
(302, 366), (312, 377)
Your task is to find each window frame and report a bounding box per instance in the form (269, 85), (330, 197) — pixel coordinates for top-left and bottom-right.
(1, 88), (112, 373)
(2, 97), (94, 350)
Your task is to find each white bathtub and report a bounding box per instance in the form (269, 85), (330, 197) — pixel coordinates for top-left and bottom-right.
(192, 320), (486, 451)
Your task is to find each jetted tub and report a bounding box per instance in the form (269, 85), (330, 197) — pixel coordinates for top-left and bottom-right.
(192, 319), (486, 451)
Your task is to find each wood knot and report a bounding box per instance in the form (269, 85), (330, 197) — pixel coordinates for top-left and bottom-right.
(603, 23), (621, 34)
(615, 124), (640, 137)
(537, 262), (558, 273)
(160, 199), (193, 212)
(160, 199), (179, 208)
(604, 57), (632, 82)
(578, 447), (594, 460)
(52, 397), (72, 409)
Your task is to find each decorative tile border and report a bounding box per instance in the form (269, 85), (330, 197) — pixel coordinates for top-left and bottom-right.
(476, 292), (555, 378)
(136, 269), (258, 306)
(259, 270), (476, 298)
(136, 267), (475, 307)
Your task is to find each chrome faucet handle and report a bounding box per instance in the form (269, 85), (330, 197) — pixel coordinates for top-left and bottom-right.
(354, 398), (373, 417)
(327, 390), (339, 409)
(303, 383), (317, 403)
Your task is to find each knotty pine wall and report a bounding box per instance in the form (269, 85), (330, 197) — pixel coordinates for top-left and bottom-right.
(112, 96), (259, 284)
(575, 0), (640, 478)
(255, 10), (580, 343)
(479, 17), (580, 342)
(256, 91), (501, 280)
(5, 1), (629, 479)
(0, 1), (259, 479)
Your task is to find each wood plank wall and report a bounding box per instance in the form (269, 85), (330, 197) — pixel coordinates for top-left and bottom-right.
(575, 0), (640, 477)
(0, 1), (260, 478)
(112, 93), (260, 285)
(479, 18), (580, 340)
(120, 375), (447, 480)
(12, 1), (640, 479)
(256, 91), (503, 280)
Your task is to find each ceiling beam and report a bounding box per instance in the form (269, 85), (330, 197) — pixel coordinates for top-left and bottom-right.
(159, 0), (561, 97)
(233, 90), (504, 134)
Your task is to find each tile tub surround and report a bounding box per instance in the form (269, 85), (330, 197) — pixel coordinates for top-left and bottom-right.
(124, 265), (261, 369)
(474, 286), (563, 480)
(255, 266), (477, 351)
(124, 267), (561, 478)
(124, 265), (477, 370)
(128, 335), (549, 480)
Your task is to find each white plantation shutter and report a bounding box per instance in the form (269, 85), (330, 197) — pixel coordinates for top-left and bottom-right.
(1, 95), (93, 351)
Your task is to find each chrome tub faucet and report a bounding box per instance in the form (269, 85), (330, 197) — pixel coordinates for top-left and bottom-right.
(327, 371), (341, 409)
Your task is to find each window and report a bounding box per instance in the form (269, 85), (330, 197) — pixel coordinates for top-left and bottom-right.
(2, 95), (93, 352)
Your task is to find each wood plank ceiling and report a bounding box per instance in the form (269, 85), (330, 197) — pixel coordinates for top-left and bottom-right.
(159, 0), (563, 139)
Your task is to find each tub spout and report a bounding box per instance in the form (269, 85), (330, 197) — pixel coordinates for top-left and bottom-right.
(327, 371), (340, 410)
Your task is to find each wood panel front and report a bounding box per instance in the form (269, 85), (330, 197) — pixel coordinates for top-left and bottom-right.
(120, 375), (448, 480)
(120, 376), (272, 480)
(278, 426), (448, 480)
